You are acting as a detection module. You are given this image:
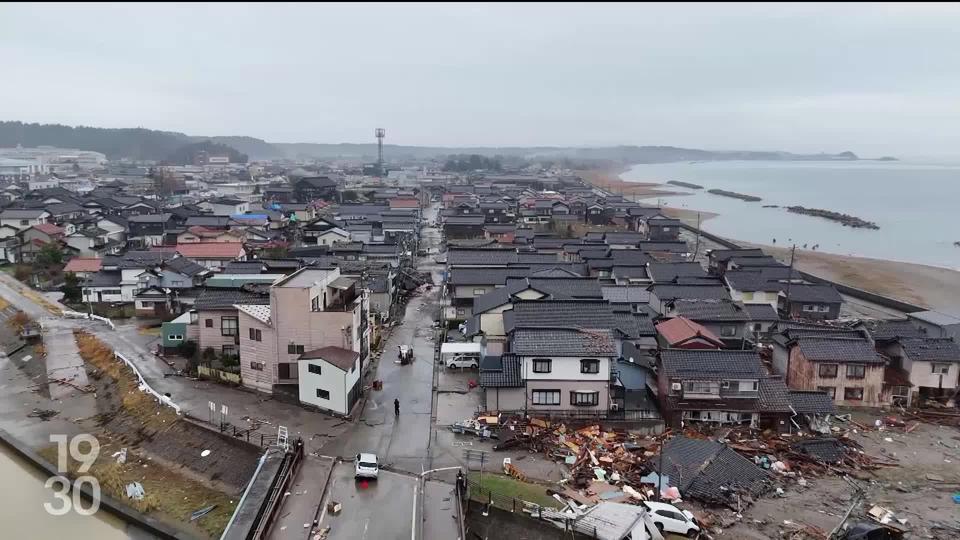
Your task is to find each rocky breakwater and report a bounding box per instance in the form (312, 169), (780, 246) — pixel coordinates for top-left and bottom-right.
(707, 188), (762, 202)
(666, 180), (704, 190)
(786, 206), (880, 229)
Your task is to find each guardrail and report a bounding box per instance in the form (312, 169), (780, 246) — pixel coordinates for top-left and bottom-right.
(114, 351), (181, 415)
(61, 310), (116, 330)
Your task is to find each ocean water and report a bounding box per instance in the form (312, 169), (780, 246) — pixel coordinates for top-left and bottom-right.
(622, 161), (960, 270)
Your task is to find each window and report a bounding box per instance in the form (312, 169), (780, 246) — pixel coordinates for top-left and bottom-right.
(742, 291), (754, 301)
(720, 325), (738, 337)
(172, 280), (185, 287)
(250, 361), (264, 371)
(532, 358), (552, 373)
(817, 305), (830, 313)
(846, 364), (865, 379)
(580, 359), (600, 374)
(753, 323), (762, 332)
(473, 288), (487, 296)
(844, 387), (864, 401)
(288, 343), (305, 355)
(817, 386), (836, 399)
(818, 364), (838, 378)
(802, 304), (815, 312)
(316, 389), (330, 400)
(531, 390), (560, 405)
(168, 334), (183, 341)
(685, 381), (715, 394)
(20, 219), (28, 226)
(932, 363), (951, 375)
(205, 319), (213, 328)
(308, 364), (322, 375)
(221, 316), (238, 336)
(221, 344), (236, 358)
(570, 391), (599, 406)
(311, 296), (320, 311)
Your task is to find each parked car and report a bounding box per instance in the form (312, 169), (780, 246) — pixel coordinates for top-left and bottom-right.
(355, 453), (379, 480)
(642, 501), (699, 537)
(446, 354), (480, 369)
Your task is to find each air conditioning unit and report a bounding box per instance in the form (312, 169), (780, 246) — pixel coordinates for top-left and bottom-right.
(671, 382), (682, 391)
(610, 403), (619, 411)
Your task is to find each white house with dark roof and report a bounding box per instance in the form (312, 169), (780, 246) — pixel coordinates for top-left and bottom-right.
(876, 337), (960, 406)
(297, 346), (362, 415)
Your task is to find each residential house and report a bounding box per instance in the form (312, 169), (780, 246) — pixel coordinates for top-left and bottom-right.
(127, 213), (173, 248)
(778, 284), (842, 320)
(297, 347), (362, 416)
(906, 310), (960, 340)
(302, 218), (350, 246)
(509, 327), (618, 413)
(0, 224), (20, 263)
(661, 299), (753, 344)
(876, 337), (960, 406)
(175, 242), (246, 270)
(647, 283), (731, 314)
(17, 223), (66, 263)
(293, 176), (337, 202)
(196, 288), (271, 360)
(63, 257), (103, 280)
(610, 350), (662, 422)
(784, 335), (886, 407)
(645, 215), (681, 242)
(443, 215), (486, 239)
(235, 268), (369, 398)
(706, 248), (767, 276)
(658, 349), (793, 430)
(0, 209), (50, 231)
(204, 197), (250, 217)
(655, 317), (724, 349)
(176, 226), (245, 244)
(653, 436), (772, 506)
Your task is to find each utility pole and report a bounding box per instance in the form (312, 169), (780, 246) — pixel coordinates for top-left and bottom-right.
(691, 212), (702, 262)
(784, 244), (797, 317)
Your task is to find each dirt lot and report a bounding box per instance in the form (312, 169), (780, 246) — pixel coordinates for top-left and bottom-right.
(714, 411), (960, 540)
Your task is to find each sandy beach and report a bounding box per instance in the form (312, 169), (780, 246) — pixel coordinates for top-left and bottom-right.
(579, 167), (960, 312)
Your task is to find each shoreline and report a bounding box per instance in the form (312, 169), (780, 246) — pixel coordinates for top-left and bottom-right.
(580, 166), (960, 312)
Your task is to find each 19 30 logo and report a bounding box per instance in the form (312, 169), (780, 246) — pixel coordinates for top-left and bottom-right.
(44, 434), (101, 516)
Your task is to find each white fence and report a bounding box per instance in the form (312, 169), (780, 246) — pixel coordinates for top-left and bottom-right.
(61, 310), (116, 330)
(114, 351), (181, 415)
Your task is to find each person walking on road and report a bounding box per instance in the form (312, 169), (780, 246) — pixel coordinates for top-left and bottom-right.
(394, 398), (400, 417)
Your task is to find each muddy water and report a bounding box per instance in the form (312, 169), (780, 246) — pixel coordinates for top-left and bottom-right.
(0, 444), (129, 540)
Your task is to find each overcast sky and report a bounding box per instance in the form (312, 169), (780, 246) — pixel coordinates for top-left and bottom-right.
(2, 2), (959, 157)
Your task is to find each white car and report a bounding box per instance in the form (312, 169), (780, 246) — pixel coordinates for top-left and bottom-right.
(447, 354), (479, 369)
(643, 501), (700, 538)
(355, 453), (379, 480)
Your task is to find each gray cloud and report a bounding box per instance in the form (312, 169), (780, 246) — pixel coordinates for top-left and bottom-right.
(1, 2), (957, 157)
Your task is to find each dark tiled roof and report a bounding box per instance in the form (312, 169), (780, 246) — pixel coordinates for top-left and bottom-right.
(603, 232), (645, 244)
(449, 267), (529, 285)
(85, 270), (121, 287)
(612, 266), (650, 279)
(660, 349), (765, 379)
(658, 437), (771, 504)
(708, 248), (765, 263)
(744, 304), (779, 321)
(758, 377), (792, 413)
(443, 215), (485, 225)
(649, 284), (731, 302)
(789, 391), (837, 415)
(223, 261), (268, 274)
(195, 288), (270, 310)
(869, 320), (923, 341)
(791, 438), (845, 463)
(900, 337), (960, 363)
(510, 299), (616, 331)
(669, 300), (751, 321)
(166, 256), (207, 277)
(647, 262), (708, 282)
(300, 346), (358, 371)
(520, 277), (602, 299)
(512, 328), (616, 356)
(447, 249), (518, 266)
(781, 283), (842, 304)
(637, 241), (689, 253)
(479, 354), (523, 388)
(795, 337), (885, 364)
(602, 286), (650, 304)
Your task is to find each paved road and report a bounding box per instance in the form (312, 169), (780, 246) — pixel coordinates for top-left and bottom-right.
(318, 462), (418, 540)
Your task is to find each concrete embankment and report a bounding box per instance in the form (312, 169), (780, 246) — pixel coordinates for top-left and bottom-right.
(0, 428), (193, 540)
